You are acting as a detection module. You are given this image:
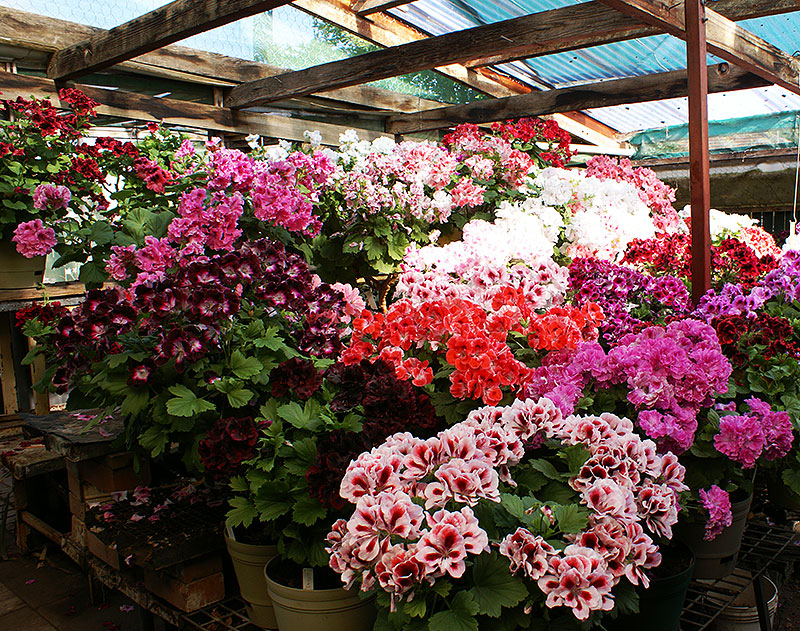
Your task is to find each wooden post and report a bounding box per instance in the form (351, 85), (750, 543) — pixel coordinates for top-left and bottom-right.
(686, 0), (712, 305)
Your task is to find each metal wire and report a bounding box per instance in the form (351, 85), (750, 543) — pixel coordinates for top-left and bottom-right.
(680, 520), (797, 631)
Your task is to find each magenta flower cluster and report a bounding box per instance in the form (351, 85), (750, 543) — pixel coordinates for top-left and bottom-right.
(569, 258), (690, 342)
(525, 319), (732, 453)
(12, 218), (58, 258)
(698, 485), (732, 541)
(713, 397), (793, 468)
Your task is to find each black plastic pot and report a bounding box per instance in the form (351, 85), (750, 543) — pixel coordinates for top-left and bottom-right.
(608, 542), (695, 631)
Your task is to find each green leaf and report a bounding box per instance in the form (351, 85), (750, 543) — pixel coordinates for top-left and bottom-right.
(89, 221), (114, 246)
(529, 458), (561, 480)
(783, 468), (800, 496)
(469, 553), (527, 618)
(292, 495), (327, 526)
(403, 597), (427, 618)
(121, 388), (150, 417)
(78, 260), (109, 288)
(227, 497), (258, 528)
(536, 481), (575, 504)
(229, 476), (248, 493)
(551, 504), (589, 534)
(560, 444), (590, 475)
(254, 496), (292, 521)
(277, 401), (309, 428)
(229, 350), (263, 379)
(428, 591), (479, 631)
(138, 426), (169, 457)
(500, 493), (526, 520)
(166, 384), (215, 417)
(227, 386), (254, 408)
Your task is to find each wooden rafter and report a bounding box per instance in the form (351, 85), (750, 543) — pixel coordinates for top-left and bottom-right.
(0, 6), (443, 114)
(598, 0), (800, 95)
(292, 0), (621, 146)
(350, 0), (416, 16)
(386, 64), (767, 135)
(47, 0), (293, 81)
(0, 70), (390, 145)
(466, 0), (800, 68)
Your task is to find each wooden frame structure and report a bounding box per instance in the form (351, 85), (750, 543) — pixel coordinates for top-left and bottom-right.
(4, 0), (800, 299)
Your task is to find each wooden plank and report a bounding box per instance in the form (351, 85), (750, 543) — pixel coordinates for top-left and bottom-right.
(0, 71), (391, 146)
(0, 6), (444, 113)
(686, 0), (712, 304)
(227, 6), (646, 108)
(47, 0), (293, 81)
(598, 0), (800, 96)
(466, 0), (800, 68)
(19, 510), (65, 547)
(386, 63), (768, 134)
(351, 0), (418, 15)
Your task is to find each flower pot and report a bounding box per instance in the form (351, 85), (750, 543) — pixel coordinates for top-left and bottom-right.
(0, 239), (45, 290)
(676, 493), (751, 580)
(264, 558), (376, 631)
(705, 573), (778, 631)
(607, 542), (695, 631)
(225, 534), (278, 629)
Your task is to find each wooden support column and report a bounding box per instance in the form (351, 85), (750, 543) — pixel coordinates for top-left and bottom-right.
(686, 0), (712, 304)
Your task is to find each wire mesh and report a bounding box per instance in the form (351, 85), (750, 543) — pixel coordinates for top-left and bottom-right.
(182, 597), (263, 631)
(680, 520), (798, 631)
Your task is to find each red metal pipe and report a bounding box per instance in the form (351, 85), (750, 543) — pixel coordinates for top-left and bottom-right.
(686, 0), (712, 305)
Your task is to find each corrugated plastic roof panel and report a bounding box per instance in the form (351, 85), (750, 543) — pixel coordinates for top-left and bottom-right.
(388, 0), (800, 133)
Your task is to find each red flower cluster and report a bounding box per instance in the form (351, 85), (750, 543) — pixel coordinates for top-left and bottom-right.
(343, 291), (602, 406)
(623, 233), (777, 290)
(713, 313), (800, 369)
(6, 89), (97, 139)
(491, 118), (574, 167)
(198, 416), (259, 478)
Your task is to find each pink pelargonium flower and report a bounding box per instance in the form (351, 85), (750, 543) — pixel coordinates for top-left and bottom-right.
(32, 183), (71, 211)
(537, 545), (615, 621)
(434, 458), (500, 506)
(699, 485), (732, 542)
(713, 414), (764, 468)
(12, 219), (57, 257)
(635, 481), (679, 538)
(500, 527), (556, 580)
(375, 544), (426, 603)
(414, 522), (468, 579)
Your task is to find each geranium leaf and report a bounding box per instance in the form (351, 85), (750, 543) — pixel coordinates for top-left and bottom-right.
(227, 386), (254, 408)
(138, 426), (169, 457)
(277, 401), (308, 428)
(469, 553), (528, 617)
(536, 481), (575, 504)
(529, 458), (561, 480)
(500, 493), (526, 520)
(551, 504), (589, 534)
(403, 597), (426, 618)
(292, 495), (326, 526)
(229, 476), (248, 493)
(227, 497), (258, 528)
(429, 591), (478, 631)
(121, 388), (150, 417)
(229, 350), (263, 379)
(559, 445), (590, 475)
(166, 384), (215, 417)
(254, 497), (292, 521)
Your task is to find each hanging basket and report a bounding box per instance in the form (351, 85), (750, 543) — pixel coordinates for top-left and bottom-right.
(0, 239), (45, 290)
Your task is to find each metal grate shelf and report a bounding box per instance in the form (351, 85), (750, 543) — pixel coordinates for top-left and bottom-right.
(680, 520), (798, 631)
(182, 597), (263, 631)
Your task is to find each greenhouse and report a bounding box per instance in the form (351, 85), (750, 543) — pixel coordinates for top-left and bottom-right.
(1, 1), (800, 630)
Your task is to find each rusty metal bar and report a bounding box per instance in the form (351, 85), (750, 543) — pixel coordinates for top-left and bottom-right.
(686, 0), (712, 304)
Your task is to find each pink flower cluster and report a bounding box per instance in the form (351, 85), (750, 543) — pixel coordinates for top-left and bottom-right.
(698, 485), (732, 541)
(526, 319), (732, 453)
(12, 219), (58, 258)
(713, 397), (794, 468)
(329, 398), (686, 621)
(32, 183), (71, 211)
(168, 188), (243, 251)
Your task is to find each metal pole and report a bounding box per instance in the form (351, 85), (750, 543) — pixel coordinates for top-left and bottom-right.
(686, 0), (712, 305)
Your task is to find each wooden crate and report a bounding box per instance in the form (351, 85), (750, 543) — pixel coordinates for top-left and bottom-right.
(143, 554), (225, 612)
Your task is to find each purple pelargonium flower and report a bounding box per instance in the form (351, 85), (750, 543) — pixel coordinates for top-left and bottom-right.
(699, 485), (732, 541)
(744, 397), (794, 461)
(32, 183), (71, 211)
(12, 219), (58, 258)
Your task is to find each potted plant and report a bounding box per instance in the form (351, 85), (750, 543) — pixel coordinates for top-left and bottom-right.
(327, 396), (687, 630)
(225, 356), (445, 631)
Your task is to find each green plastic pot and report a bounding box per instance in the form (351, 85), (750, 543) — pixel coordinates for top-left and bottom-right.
(264, 558), (376, 631)
(225, 534), (278, 629)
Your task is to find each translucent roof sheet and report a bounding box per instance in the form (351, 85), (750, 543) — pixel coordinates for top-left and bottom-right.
(388, 0), (800, 133)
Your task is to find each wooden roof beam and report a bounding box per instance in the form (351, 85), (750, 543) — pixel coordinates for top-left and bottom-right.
(226, 6), (647, 108)
(293, 0), (619, 145)
(386, 63), (768, 134)
(598, 0), (800, 96)
(47, 0), (293, 81)
(350, 0), (417, 16)
(466, 0), (800, 68)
